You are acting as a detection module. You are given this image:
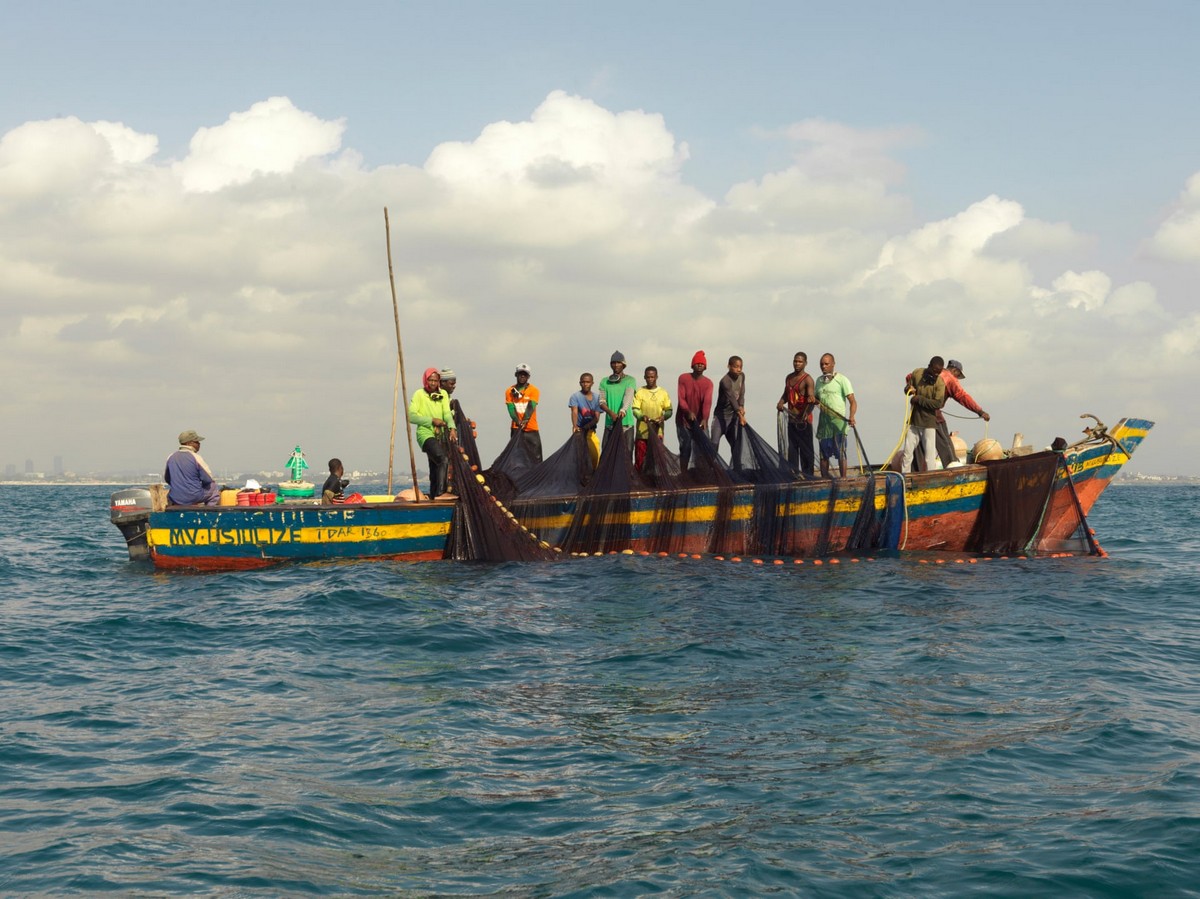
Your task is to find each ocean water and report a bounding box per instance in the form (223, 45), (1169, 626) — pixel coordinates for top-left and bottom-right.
(1, 485), (1198, 897)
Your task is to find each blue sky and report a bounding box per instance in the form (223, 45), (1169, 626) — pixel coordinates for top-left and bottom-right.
(2, 1), (1197, 476)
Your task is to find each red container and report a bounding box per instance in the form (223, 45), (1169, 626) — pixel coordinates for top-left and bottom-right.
(253, 493), (267, 506)
(237, 492), (251, 506)
(263, 492), (277, 504)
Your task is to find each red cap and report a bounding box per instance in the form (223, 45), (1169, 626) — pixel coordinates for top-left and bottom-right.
(692, 351), (707, 366)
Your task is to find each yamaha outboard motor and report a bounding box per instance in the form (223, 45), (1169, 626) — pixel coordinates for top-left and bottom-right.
(111, 488), (153, 561)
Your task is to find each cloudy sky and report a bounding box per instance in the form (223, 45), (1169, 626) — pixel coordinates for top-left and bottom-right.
(3, 1), (1197, 479)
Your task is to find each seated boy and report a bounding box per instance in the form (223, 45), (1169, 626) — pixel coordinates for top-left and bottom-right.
(322, 458), (350, 503)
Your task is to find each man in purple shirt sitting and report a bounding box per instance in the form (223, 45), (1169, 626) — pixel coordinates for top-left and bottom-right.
(164, 429), (221, 505)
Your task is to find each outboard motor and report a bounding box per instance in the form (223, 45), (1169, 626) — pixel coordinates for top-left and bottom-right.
(111, 488), (153, 561)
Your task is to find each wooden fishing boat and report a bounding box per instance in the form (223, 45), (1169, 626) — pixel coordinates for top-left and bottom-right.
(110, 490), (457, 570)
(110, 416), (1152, 570)
(510, 417), (1153, 558)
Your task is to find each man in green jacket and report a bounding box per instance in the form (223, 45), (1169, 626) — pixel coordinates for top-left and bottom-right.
(408, 367), (457, 496)
(901, 356), (947, 473)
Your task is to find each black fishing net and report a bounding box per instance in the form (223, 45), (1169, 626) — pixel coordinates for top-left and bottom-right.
(559, 424), (637, 554)
(677, 420), (735, 488)
(726, 422), (795, 485)
(448, 413), (896, 561)
(444, 444), (559, 562)
(967, 451), (1059, 554)
(482, 430), (539, 504)
(515, 432), (594, 498)
(450, 399), (482, 472)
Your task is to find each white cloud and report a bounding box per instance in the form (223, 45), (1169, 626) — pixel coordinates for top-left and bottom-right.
(726, 119), (915, 230)
(0, 94), (1191, 478)
(174, 96), (346, 192)
(985, 218), (1092, 258)
(0, 117), (156, 200)
(1035, 269), (1112, 312)
(91, 121), (158, 165)
(1162, 312), (1200, 358)
(1147, 172), (1200, 262)
(420, 90), (709, 247)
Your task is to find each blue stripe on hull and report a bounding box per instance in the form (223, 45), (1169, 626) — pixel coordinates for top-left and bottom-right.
(147, 503), (455, 567)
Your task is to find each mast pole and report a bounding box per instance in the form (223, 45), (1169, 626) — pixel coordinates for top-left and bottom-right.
(385, 207), (421, 500)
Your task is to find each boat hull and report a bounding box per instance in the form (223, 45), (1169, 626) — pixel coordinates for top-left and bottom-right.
(113, 417), (1152, 569)
(144, 501), (456, 570)
(511, 417), (1154, 558)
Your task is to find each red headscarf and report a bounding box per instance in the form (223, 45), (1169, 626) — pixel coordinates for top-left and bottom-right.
(423, 367), (439, 391)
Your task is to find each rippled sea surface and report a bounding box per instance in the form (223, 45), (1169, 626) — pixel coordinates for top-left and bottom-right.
(2, 485), (1199, 896)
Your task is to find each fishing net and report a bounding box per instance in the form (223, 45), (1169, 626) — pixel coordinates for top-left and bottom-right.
(967, 451), (1059, 554)
(677, 420), (736, 488)
(727, 422), (795, 484)
(444, 444), (559, 562)
(515, 432), (594, 498)
(450, 399), (482, 472)
(448, 413), (898, 561)
(483, 430), (539, 503)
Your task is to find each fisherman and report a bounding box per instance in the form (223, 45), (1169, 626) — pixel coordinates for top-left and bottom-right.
(439, 368), (469, 431)
(322, 458), (348, 504)
(597, 351), (637, 454)
(408, 368), (457, 497)
(712, 355), (747, 452)
(901, 356), (948, 473)
(164, 429), (221, 506)
(568, 372), (602, 468)
(505, 363), (542, 464)
(675, 350), (713, 472)
(815, 354), (857, 479)
(932, 359), (990, 467)
(633, 366), (673, 472)
(777, 351), (816, 479)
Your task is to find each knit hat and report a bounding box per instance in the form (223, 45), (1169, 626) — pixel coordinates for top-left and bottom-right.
(691, 350), (707, 367)
(438, 368), (456, 381)
(515, 363), (531, 375)
(611, 351), (625, 364)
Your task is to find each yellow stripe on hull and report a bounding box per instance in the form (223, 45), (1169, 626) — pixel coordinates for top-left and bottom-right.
(148, 521), (450, 549)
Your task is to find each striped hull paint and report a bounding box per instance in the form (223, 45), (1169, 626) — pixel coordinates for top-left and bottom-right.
(1035, 417), (1152, 551)
(146, 502), (456, 570)
(510, 480), (900, 557)
(511, 417), (1154, 558)
(119, 417), (1151, 567)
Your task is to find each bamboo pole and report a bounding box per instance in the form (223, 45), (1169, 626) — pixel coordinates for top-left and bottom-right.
(384, 207), (421, 500)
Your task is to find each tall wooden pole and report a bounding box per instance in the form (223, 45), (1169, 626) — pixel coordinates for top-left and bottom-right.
(385, 207), (421, 500)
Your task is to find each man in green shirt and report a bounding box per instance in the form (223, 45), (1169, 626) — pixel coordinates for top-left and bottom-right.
(597, 350), (637, 455)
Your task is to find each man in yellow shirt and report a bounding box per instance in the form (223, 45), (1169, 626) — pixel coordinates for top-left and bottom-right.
(633, 366), (673, 472)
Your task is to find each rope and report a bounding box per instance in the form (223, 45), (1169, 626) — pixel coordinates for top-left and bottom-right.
(877, 392), (913, 473)
(1057, 453), (1104, 556)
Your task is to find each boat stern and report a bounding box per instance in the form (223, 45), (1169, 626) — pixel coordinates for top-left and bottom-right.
(111, 487), (154, 562)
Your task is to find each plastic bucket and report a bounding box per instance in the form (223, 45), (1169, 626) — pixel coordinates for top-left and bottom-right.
(237, 492), (251, 506)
